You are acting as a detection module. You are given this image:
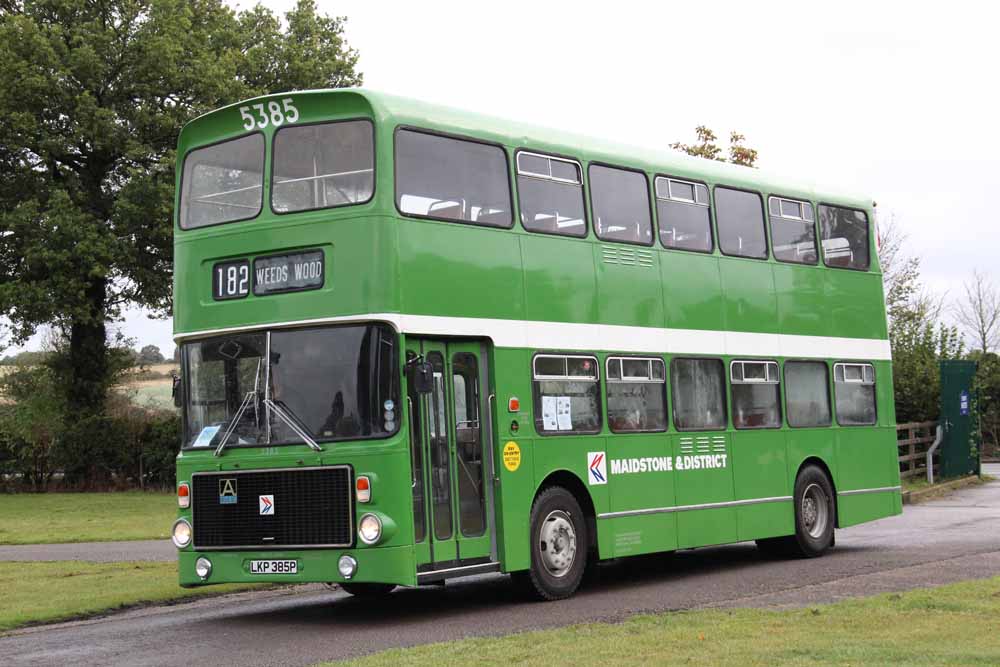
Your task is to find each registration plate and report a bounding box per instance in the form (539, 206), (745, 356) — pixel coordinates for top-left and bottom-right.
(249, 559), (298, 574)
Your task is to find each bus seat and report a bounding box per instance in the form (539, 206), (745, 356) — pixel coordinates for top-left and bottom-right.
(476, 209), (508, 225)
(428, 200), (463, 220)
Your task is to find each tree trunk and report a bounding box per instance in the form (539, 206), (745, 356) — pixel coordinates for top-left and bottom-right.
(64, 278), (111, 487)
(67, 278), (110, 415)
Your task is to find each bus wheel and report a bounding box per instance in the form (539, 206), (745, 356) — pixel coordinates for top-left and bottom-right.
(339, 582), (396, 597)
(791, 465), (835, 557)
(525, 486), (587, 601)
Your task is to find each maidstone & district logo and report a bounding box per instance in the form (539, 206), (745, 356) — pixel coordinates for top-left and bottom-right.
(587, 451), (607, 485)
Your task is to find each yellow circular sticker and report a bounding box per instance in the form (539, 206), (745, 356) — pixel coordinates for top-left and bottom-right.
(502, 441), (521, 472)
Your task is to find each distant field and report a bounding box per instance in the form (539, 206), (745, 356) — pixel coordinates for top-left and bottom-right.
(1, 362), (180, 411)
(0, 492), (175, 545)
(127, 379), (176, 411)
(0, 561), (265, 631)
(120, 363), (178, 411)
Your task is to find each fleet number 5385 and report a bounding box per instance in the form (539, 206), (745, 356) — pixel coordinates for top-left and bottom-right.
(239, 99), (299, 130)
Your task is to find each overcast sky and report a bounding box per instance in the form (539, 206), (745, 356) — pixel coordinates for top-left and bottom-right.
(7, 0), (998, 356)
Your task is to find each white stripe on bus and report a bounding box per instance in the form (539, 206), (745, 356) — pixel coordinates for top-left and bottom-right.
(173, 312), (891, 361)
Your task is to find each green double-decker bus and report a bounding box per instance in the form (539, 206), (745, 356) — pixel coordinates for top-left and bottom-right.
(171, 89), (901, 600)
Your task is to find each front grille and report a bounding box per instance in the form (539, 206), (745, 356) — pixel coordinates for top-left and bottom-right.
(191, 466), (353, 549)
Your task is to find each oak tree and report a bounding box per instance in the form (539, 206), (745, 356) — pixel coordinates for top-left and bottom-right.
(0, 0), (361, 427)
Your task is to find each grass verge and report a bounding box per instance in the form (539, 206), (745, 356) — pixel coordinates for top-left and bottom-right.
(338, 577), (1000, 667)
(0, 492), (175, 544)
(0, 561), (264, 632)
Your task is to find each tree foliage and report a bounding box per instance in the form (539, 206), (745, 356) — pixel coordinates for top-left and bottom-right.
(671, 126), (758, 168)
(878, 217), (964, 422)
(0, 0), (361, 425)
(137, 344), (164, 365)
(0, 361), (66, 490)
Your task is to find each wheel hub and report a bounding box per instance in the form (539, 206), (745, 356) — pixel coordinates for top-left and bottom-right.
(539, 510), (577, 578)
(801, 483), (829, 539)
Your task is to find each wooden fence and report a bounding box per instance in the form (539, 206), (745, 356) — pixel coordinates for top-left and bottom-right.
(897, 421), (939, 480)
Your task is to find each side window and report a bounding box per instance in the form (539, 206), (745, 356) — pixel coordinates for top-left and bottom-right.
(532, 355), (601, 435)
(655, 177), (713, 253)
(769, 196), (817, 264)
(730, 360), (781, 429)
(516, 152), (586, 237)
(784, 361), (832, 427)
(395, 129), (512, 227)
(834, 362), (877, 425)
(606, 357), (667, 433)
(819, 205), (870, 270)
(272, 120), (374, 213)
(589, 164), (653, 246)
(715, 187), (767, 259)
(670, 358), (726, 431)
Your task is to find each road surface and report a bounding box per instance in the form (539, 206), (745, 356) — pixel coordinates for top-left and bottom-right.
(3, 467), (998, 666)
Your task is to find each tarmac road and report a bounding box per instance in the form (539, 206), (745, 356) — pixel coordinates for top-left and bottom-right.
(3, 466), (999, 666)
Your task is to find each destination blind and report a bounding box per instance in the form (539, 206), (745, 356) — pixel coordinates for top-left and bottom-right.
(252, 249), (324, 296)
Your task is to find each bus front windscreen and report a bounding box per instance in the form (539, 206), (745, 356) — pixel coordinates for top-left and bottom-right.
(182, 324), (400, 450)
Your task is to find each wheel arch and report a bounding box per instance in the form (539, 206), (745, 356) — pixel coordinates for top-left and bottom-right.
(535, 469), (598, 555)
(796, 456), (840, 528)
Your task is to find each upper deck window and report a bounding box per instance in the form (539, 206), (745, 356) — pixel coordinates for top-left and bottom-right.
(715, 187), (767, 259)
(769, 196), (817, 265)
(395, 129), (512, 227)
(819, 205), (870, 271)
(271, 120), (374, 214)
(589, 165), (653, 245)
(516, 152), (586, 237)
(180, 133), (264, 229)
(655, 176), (713, 253)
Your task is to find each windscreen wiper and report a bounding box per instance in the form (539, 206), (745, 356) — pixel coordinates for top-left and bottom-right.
(265, 398), (323, 452)
(214, 391), (256, 457)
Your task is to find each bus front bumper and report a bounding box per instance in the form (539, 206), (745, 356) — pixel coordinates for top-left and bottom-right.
(178, 544), (417, 588)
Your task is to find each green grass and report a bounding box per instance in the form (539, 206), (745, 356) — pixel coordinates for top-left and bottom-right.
(0, 561), (264, 631)
(338, 577), (1000, 667)
(0, 492), (175, 544)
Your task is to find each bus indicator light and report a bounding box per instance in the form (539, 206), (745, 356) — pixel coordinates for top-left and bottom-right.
(177, 483), (190, 509)
(356, 476), (371, 503)
(508, 397), (520, 412)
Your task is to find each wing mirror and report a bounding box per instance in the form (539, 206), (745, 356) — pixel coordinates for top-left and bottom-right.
(410, 361), (434, 394)
(171, 374), (183, 408)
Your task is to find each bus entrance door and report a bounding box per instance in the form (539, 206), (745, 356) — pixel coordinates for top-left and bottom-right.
(406, 339), (496, 572)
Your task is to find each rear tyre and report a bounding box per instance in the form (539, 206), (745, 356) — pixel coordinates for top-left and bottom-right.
(757, 465), (836, 558)
(790, 465), (835, 557)
(523, 486), (588, 601)
(339, 582), (396, 597)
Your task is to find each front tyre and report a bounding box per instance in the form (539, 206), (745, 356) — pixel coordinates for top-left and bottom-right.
(339, 582), (396, 597)
(791, 465), (835, 557)
(524, 486), (588, 601)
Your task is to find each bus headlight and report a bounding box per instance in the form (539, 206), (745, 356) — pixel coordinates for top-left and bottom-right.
(358, 513), (382, 545)
(171, 518), (192, 549)
(195, 557), (213, 580)
(338, 555), (358, 579)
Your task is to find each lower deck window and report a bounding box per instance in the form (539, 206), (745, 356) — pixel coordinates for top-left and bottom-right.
(785, 361), (831, 427)
(532, 355), (601, 434)
(606, 357), (667, 432)
(671, 358), (726, 430)
(730, 360), (781, 429)
(834, 362), (877, 425)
